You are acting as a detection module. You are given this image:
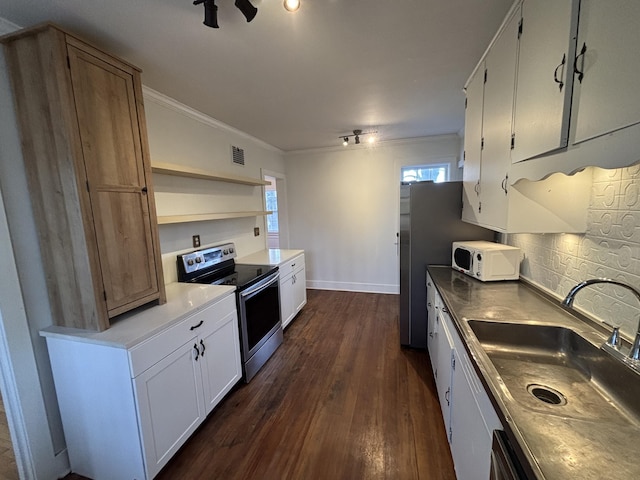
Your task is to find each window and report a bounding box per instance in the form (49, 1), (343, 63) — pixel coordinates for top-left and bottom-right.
(264, 178), (279, 233)
(401, 164), (449, 183)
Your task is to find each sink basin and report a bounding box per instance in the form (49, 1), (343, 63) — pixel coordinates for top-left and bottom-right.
(467, 320), (640, 426)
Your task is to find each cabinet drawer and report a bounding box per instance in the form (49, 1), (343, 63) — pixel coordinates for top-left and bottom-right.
(279, 254), (305, 278)
(128, 294), (237, 378)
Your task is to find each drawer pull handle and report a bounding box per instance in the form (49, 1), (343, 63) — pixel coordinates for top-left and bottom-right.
(190, 320), (204, 330)
(200, 339), (206, 356)
(193, 343), (200, 361)
(445, 387), (450, 405)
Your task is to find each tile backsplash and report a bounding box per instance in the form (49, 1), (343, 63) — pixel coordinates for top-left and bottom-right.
(506, 165), (640, 339)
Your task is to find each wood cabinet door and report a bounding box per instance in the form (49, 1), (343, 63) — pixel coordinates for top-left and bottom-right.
(199, 307), (242, 415)
(67, 42), (159, 315)
(134, 340), (205, 479)
(572, 0), (640, 144)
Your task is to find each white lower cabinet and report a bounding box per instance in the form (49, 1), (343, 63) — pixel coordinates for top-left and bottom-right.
(427, 285), (502, 480)
(279, 253), (307, 328)
(44, 293), (242, 480)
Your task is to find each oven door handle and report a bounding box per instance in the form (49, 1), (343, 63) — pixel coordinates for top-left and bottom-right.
(240, 270), (280, 298)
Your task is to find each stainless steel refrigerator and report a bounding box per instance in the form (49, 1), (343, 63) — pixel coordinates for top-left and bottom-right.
(399, 181), (494, 348)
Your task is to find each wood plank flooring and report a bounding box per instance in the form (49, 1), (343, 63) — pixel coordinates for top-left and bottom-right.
(0, 393), (19, 480)
(67, 290), (455, 480)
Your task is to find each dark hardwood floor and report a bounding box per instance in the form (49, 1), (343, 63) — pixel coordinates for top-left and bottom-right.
(67, 290), (455, 480)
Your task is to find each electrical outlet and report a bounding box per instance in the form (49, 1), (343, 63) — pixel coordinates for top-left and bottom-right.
(192, 235), (201, 248)
(254, 227), (260, 237)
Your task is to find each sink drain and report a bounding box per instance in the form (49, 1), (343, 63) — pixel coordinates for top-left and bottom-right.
(527, 384), (567, 406)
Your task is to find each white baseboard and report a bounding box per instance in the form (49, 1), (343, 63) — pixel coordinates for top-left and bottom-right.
(306, 280), (399, 295)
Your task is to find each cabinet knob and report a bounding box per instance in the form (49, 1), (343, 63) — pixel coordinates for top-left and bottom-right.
(141, 186), (148, 194)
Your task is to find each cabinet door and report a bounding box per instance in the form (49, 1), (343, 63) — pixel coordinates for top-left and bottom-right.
(292, 266), (307, 314)
(479, 10), (519, 231)
(462, 62), (484, 224)
(512, 0), (576, 162)
(279, 274), (296, 328)
(426, 274), (437, 357)
(572, 0), (640, 143)
(450, 350), (500, 480)
(67, 41), (160, 316)
(134, 341), (205, 479)
(199, 307), (242, 415)
(435, 309), (454, 443)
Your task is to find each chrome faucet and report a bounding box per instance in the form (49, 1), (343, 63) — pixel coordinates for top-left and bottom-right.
(562, 278), (640, 361)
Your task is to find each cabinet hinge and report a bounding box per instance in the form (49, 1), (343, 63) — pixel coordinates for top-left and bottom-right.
(103, 290), (107, 301)
(463, 150), (466, 161)
(449, 427), (453, 443)
(511, 134), (515, 150)
(484, 68), (487, 83)
(452, 356), (456, 370)
(518, 18), (523, 39)
(481, 137), (485, 150)
(464, 98), (468, 109)
(478, 201), (482, 214)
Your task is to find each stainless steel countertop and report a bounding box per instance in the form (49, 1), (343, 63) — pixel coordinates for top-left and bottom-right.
(427, 266), (640, 480)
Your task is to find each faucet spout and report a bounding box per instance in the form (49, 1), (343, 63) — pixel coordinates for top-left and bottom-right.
(563, 278), (640, 361)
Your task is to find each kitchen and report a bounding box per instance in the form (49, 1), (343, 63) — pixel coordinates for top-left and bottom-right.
(1, 1), (639, 479)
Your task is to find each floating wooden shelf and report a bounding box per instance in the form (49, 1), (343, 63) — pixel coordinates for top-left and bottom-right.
(157, 211), (273, 225)
(151, 162), (269, 186)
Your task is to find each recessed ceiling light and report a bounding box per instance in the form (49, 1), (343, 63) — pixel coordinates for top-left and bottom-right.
(284, 0), (300, 13)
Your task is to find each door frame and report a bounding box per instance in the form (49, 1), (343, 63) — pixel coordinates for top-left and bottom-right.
(261, 169), (289, 249)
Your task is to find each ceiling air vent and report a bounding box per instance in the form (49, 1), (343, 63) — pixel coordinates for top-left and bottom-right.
(231, 145), (245, 166)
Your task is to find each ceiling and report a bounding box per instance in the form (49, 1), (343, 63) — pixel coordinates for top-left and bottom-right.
(0, 0), (513, 151)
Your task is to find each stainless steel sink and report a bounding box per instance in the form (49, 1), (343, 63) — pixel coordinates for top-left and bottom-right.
(467, 320), (640, 426)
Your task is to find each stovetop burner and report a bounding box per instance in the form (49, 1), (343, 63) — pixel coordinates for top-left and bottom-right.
(176, 243), (277, 291)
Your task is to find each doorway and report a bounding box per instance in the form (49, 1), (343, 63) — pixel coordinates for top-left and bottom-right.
(262, 170), (289, 250)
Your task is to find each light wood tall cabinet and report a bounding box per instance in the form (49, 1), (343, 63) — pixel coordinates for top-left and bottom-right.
(1, 23), (165, 331)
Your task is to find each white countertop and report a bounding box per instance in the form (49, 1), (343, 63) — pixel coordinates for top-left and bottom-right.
(40, 283), (236, 349)
(236, 248), (304, 266)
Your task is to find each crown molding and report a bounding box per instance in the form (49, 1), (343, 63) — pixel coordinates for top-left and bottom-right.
(142, 86), (283, 155)
(0, 17), (21, 35)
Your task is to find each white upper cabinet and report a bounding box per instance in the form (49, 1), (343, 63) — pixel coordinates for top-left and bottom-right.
(465, 0), (640, 185)
(462, 62), (484, 224)
(478, 10), (519, 231)
(572, 0), (640, 144)
(512, 0), (577, 163)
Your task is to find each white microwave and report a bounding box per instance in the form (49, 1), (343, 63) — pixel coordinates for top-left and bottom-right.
(452, 241), (521, 281)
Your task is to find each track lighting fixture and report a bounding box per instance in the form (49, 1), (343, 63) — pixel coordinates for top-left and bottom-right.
(194, 0), (219, 28)
(339, 129), (377, 146)
(193, 0), (257, 28)
(284, 0), (301, 12)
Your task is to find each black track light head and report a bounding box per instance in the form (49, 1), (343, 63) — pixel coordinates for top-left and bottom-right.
(235, 0), (258, 22)
(194, 0), (219, 28)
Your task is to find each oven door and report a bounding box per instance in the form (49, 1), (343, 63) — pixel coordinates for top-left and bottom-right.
(237, 270), (282, 362)
(490, 430), (526, 480)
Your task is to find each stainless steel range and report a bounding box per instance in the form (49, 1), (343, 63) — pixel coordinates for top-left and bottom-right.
(177, 243), (282, 382)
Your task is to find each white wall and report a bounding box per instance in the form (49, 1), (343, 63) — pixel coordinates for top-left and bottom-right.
(506, 165), (640, 339)
(0, 17), (71, 480)
(285, 135), (462, 293)
(142, 89), (286, 282)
